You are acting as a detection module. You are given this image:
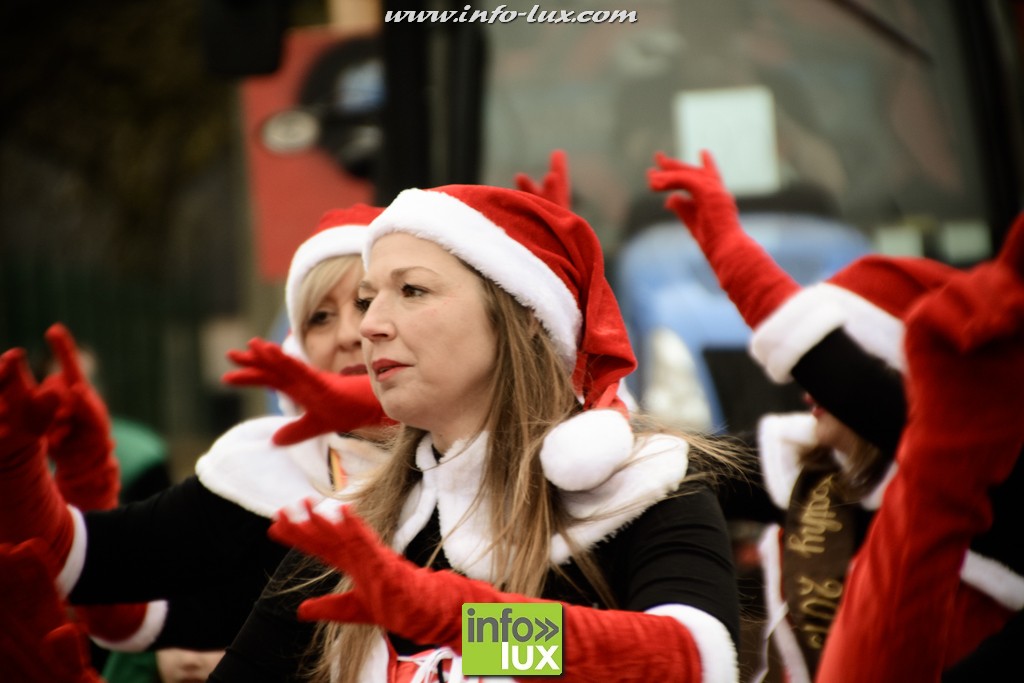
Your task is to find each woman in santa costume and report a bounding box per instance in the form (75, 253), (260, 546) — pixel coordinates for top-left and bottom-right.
(815, 216), (1024, 682)
(0, 203), (393, 679)
(204, 181), (744, 683)
(647, 150), (1024, 681)
(0, 153), (587, 681)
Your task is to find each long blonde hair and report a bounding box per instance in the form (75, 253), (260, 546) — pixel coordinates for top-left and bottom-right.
(304, 272), (744, 682)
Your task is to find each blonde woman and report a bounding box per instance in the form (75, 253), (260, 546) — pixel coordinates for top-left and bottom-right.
(0, 205), (391, 680)
(211, 184), (743, 682)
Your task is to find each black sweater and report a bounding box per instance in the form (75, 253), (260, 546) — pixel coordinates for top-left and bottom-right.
(211, 482), (740, 681)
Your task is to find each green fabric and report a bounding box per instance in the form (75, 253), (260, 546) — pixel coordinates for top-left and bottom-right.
(101, 650), (159, 683)
(110, 417), (168, 488)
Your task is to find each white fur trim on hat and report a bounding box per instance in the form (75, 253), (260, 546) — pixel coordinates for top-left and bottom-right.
(646, 603), (738, 683)
(365, 188), (581, 369)
(541, 409), (634, 491)
(285, 224), (370, 345)
(750, 283), (906, 383)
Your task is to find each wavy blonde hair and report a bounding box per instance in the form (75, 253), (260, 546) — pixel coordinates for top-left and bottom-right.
(301, 271), (744, 682)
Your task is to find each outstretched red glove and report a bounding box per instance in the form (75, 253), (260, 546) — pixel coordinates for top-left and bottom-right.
(0, 539), (104, 682)
(647, 150), (801, 328)
(40, 325), (152, 644)
(0, 348), (75, 578)
(224, 338), (393, 445)
(515, 149), (572, 209)
(40, 323), (119, 510)
(818, 215), (1024, 682)
(269, 501), (704, 682)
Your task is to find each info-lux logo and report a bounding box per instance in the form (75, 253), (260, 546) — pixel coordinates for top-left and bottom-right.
(461, 603), (563, 675)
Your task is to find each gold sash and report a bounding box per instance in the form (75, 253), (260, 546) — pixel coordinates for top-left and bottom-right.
(781, 466), (859, 675)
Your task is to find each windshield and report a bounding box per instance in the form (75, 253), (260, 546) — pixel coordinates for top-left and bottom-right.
(479, 0), (990, 263)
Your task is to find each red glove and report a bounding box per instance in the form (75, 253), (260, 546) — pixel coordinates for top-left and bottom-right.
(269, 501), (704, 682)
(818, 217), (1024, 682)
(34, 325), (152, 645)
(515, 149), (572, 209)
(224, 338), (393, 445)
(40, 324), (119, 510)
(647, 150), (801, 328)
(0, 348), (75, 578)
(0, 539), (104, 682)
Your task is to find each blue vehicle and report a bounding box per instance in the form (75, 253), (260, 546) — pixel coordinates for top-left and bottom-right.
(616, 212), (873, 435)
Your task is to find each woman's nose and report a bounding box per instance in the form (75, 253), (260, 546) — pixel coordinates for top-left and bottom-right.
(359, 298), (394, 340)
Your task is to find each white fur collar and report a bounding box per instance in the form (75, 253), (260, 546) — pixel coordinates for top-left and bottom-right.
(391, 430), (690, 581)
(757, 413), (818, 509)
(757, 412), (894, 512)
(195, 418), (386, 518)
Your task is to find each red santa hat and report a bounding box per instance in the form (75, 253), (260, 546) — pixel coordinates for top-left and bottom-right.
(749, 254), (959, 382)
(365, 185), (638, 490)
(283, 204), (383, 363)
(647, 150), (961, 384)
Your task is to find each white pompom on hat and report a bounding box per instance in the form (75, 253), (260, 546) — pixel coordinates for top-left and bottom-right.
(365, 185), (638, 490)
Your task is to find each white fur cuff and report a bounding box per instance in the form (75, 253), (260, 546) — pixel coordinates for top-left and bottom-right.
(647, 603), (738, 683)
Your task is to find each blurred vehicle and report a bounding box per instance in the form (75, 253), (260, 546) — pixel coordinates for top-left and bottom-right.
(615, 212), (873, 435)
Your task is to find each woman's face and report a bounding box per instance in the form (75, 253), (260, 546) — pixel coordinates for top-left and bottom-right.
(358, 233), (497, 451)
(302, 263), (366, 374)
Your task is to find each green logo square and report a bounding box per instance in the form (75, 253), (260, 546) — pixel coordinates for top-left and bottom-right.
(461, 603), (563, 676)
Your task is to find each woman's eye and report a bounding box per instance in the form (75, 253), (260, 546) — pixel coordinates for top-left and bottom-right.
(401, 284), (427, 298)
(307, 310), (332, 327)
(354, 297), (372, 313)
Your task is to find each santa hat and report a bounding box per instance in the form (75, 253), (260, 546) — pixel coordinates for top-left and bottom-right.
(748, 255), (959, 382)
(282, 204), (383, 363)
(647, 150), (961, 384)
(365, 185), (638, 491)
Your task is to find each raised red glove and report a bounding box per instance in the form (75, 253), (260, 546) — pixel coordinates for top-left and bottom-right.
(647, 150), (801, 329)
(818, 216), (1024, 682)
(269, 501), (704, 682)
(224, 337), (393, 445)
(0, 348), (74, 577)
(40, 323), (119, 510)
(34, 325), (153, 645)
(515, 149), (572, 209)
(0, 539), (104, 683)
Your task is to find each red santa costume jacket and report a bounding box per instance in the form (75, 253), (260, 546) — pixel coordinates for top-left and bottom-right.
(753, 412), (1024, 683)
